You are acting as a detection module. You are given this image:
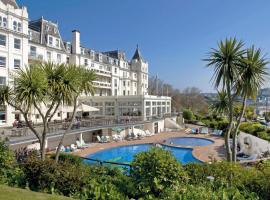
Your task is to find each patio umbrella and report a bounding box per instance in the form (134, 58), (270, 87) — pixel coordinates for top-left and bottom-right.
(80, 104), (99, 112)
(61, 104), (99, 113)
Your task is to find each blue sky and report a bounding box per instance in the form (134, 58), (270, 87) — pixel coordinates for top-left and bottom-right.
(18, 0), (270, 92)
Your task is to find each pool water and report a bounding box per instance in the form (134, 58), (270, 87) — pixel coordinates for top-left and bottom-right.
(166, 137), (214, 147)
(86, 144), (201, 165)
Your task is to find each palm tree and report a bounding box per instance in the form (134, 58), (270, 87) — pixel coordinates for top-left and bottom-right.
(205, 38), (245, 161)
(232, 46), (269, 161)
(54, 65), (96, 162)
(210, 90), (230, 116)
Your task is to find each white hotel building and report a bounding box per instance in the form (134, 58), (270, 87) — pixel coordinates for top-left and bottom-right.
(0, 0), (171, 127)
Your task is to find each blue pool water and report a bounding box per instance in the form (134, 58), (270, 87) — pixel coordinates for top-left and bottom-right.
(166, 137), (214, 147)
(86, 144), (201, 165)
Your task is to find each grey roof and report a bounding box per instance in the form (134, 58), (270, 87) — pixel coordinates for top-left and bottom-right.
(29, 18), (66, 52)
(132, 46), (144, 62)
(1, 0), (18, 8)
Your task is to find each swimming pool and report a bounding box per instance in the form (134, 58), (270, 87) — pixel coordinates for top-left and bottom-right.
(166, 137), (214, 147)
(86, 144), (201, 165)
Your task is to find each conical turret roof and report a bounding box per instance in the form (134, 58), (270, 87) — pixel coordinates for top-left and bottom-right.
(132, 45), (144, 62)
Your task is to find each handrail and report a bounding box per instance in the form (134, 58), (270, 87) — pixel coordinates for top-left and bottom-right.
(80, 156), (131, 167)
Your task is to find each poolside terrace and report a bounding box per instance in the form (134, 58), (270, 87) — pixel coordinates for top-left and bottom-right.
(74, 130), (226, 163)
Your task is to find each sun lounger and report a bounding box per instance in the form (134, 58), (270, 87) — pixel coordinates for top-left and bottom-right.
(184, 128), (191, 133)
(200, 127), (208, 134)
(80, 139), (90, 147)
(70, 144), (77, 151)
(212, 129), (223, 136)
(145, 130), (154, 137)
(97, 135), (108, 143)
(76, 140), (86, 149)
(191, 128), (197, 134)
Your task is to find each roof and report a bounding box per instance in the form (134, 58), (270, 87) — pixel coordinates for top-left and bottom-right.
(132, 46), (144, 62)
(1, 0), (18, 8)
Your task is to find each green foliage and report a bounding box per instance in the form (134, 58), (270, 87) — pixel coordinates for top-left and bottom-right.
(0, 140), (17, 184)
(50, 153), (83, 165)
(239, 122), (270, 141)
(183, 109), (194, 120)
(2, 143), (270, 199)
(131, 147), (188, 198)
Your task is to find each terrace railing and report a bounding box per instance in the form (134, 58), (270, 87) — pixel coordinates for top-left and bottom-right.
(80, 156), (132, 174)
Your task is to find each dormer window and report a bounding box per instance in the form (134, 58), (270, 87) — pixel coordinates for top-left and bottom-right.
(45, 25), (50, 31)
(55, 38), (60, 48)
(54, 27), (57, 34)
(13, 21), (17, 31)
(48, 36), (53, 46)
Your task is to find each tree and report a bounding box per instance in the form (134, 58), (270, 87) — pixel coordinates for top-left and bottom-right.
(205, 38), (245, 161)
(54, 65), (96, 162)
(232, 46), (269, 161)
(0, 63), (96, 161)
(210, 91), (230, 116)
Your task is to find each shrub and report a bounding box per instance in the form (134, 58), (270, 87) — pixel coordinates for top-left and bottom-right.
(50, 153), (83, 165)
(0, 139), (18, 184)
(131, 147), (188, 198)
(183, 109), (194, 120)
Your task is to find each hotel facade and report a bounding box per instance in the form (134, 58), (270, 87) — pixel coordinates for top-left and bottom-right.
(0, 0), (171, 127)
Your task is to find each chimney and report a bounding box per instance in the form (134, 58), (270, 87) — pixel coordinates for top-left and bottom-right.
(72, 30), (81, 54)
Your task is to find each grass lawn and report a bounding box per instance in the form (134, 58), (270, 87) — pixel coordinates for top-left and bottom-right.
(0, 185), (73, 200)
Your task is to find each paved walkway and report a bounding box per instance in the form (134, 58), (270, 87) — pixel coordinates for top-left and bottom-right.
(74, 130), (226, 162)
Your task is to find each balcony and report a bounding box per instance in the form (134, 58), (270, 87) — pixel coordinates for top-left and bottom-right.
(28, 53), (43, 62)
(93, 81), (111, 89)
(94, 69), (111, 77)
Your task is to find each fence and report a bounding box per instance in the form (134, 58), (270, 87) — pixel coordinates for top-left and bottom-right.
(80, 156), (132, 174)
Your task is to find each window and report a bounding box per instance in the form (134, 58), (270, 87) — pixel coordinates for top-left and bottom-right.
(48, 36), (53, 46)
(128, 91), (130, 95)
(114, 67), (117, 73)
(134, 82), (137, 87)
(30, 46), (36, 56)
(0, 57), (6, 68)
(14, 59), (20, 69)
(45, 25), (50, 31)
(2, 17), (7, 28)
(114, 89), (117, 96)
(114, 79), (117, 87)
(57, 54), (61, 63)
(54, 27), (57, 34)
(29, 31), (32, 40)
(55, 39), (60, 48)
(123, 81), (125, 86)
(47, 51), (51, 61)
(127, 81), (130, 86)
(0, 105), (6, 123)
(18, 23), (22, 32)
(0, 76), (6, 86)
(66, 57), (69, 64)
(13, 21), (17, 31)
(123, 90), (126, 96)
(84, 59), (88, 66)
(0, 34), (6, 46)
(14, 38), (21, 49)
